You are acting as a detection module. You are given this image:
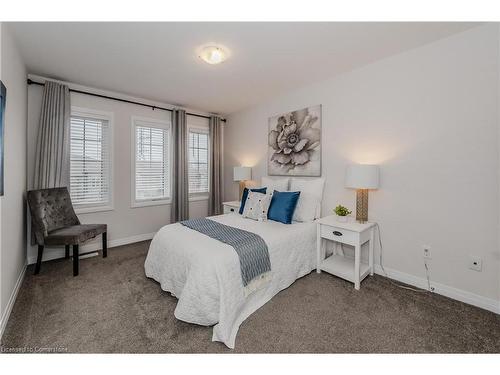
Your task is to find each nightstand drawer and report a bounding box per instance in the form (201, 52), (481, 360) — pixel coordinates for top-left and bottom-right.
(223, 201), (241, 214)
(320, 225), (359, 246)
(223, 206), (236, 214)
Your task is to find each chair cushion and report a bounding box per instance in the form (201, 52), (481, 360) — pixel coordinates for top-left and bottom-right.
(27, 187), (81, 244)
(45, 224), (107, 245)
(27, 187), (80, 233)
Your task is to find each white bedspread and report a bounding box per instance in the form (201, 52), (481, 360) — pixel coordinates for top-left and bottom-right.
(144, 214), (317, 348)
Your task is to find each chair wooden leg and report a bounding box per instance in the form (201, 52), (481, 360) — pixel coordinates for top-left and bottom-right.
(102, 232), (107, 258)
(73, 244), (79, 276)
(34, 245), (44, 275)
(65, 245), (70, 259)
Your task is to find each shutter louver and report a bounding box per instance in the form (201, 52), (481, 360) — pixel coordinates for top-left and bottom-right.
(188, 131), (209, 194)
(135, 124), (170, 201)
(70, 116), (111, 207)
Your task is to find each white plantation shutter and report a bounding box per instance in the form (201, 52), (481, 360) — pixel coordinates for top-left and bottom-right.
(134, 122), (170, 202)
(188, 131), (209, 194)
(70, 115), (111, 208)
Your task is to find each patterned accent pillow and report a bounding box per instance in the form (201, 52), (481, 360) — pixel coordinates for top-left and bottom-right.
(242, 191), (272, 221)
(239, 187), (267, 214)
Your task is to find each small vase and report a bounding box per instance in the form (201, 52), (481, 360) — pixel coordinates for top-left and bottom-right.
(337, 215), (348, 223)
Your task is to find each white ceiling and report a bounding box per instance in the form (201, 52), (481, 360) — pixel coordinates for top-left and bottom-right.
(9, 22), (479, 115)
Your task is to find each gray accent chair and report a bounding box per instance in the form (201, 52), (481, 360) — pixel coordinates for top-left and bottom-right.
(27, 187), (107, 276)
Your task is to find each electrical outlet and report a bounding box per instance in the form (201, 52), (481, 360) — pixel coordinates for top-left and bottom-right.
(469, 256), (482, 272)
(422, 245), (431, 259)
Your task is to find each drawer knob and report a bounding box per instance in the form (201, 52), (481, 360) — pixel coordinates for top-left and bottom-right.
(332, 231), (343, 236)
(230, 208), (234, 212)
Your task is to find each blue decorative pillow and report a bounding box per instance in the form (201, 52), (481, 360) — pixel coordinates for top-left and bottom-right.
(267, 190), (301, 224)
(239, 187), (267, 214)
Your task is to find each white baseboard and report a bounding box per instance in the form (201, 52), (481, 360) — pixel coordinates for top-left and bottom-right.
(374, 265), (500, 315)
(0, 264), (27, 340)
(27, 232), (155, 265)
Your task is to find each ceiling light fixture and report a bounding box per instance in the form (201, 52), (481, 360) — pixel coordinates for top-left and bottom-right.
(198, 45), (229, 65)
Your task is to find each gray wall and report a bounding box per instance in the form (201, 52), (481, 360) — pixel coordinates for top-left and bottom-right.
(0, 23), (28, 332)
(224, 25), (500, 307)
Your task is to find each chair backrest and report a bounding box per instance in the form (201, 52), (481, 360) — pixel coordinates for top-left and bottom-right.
(27, 187), (80, 244)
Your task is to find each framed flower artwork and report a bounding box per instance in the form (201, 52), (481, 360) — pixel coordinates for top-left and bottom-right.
(0, 80), (5, 196)
(268, 105), (321, 176)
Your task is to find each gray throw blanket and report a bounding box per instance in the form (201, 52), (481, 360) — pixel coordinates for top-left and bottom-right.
(180, 218), (271, 287)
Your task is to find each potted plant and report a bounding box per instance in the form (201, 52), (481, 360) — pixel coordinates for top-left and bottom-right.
(333, 205), (351, 223)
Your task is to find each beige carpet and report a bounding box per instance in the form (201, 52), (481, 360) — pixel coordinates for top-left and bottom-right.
(1, 240), (499, 353)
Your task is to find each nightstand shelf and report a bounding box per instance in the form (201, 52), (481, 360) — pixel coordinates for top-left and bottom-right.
(319, 255), (371, 285)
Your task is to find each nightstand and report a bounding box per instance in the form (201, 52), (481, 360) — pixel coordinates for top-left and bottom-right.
(223, 201), (240, 214)
(316, 216), (375, 290)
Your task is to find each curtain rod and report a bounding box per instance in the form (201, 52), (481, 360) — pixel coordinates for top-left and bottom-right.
(26, 78), (226, 122)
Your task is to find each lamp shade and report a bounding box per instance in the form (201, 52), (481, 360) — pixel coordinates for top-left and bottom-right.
(345, 164), (379, 189)
(233, 166), (251, 181)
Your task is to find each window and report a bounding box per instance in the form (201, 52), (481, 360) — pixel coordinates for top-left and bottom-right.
(133, 118), (171, 206)
(70, 110), (112, 211)
(188, 130), (209, 195)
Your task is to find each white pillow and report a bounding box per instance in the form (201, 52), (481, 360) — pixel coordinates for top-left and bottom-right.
(242, 191), (272, 221)
(261, 176), (289, 194)
(290, 178), (325, 222)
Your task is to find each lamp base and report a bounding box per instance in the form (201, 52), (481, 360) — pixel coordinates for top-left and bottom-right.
(238, 181), (247, 200)
(356, 189), (369, 223)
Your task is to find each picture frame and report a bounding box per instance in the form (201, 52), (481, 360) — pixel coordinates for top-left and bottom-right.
(267, 104), (322, 176)
(0, 80), (6, 196)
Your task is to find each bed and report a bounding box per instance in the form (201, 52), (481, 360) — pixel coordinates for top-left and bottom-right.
(144, 213), (317, 349)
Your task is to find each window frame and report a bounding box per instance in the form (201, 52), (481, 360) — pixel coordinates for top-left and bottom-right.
(70, 106), (114, 214)
(130, 116), (172, 208)
(187, 125), (210, 201)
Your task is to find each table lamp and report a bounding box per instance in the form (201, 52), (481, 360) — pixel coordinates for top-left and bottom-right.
(345, 164), (379, 223)
(233, 166), (252, 200)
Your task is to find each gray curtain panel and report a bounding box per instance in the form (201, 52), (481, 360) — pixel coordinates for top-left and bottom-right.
(171, 109), (189, 222)
(34, 81), (71, 189)
(209, 116), (223, 216)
